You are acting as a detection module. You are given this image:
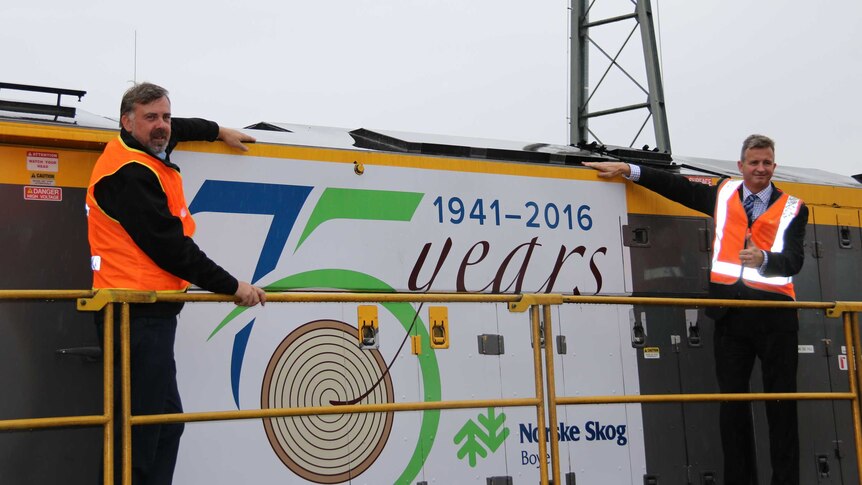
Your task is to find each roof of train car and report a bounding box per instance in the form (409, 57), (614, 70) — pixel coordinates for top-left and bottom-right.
(250, 122), (862, 188)
(1, 109), (859, 188)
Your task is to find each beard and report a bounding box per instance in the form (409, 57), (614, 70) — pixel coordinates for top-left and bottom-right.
(146, 127), (170, 154)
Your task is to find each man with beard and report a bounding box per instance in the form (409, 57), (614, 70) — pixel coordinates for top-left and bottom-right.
(87, 82), (266, 484)
(584, 134), (806, 484)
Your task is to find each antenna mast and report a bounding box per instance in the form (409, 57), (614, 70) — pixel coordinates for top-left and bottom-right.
(569, 0), (671, 152)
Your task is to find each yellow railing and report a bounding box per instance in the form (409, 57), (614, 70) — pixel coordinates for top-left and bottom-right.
(0, 289), (860, 485)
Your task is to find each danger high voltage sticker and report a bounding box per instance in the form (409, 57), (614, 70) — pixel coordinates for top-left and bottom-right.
(23, 186), (62, 202)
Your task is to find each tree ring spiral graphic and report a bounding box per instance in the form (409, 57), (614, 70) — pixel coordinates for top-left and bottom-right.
(261, 319), (394, 483)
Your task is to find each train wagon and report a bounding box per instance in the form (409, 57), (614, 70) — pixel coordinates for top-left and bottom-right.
(1, 85), (860, 484)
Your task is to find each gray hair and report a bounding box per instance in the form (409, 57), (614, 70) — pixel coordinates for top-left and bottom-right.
(119, 82), (170, 126)
(740, 134), (775, 160)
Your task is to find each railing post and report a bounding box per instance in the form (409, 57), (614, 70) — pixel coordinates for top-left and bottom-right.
(846, 311), (862, 479)
(542, 305), (562, 485)
(530, 305), (550, 485)
(103, 303), (114, 485)
(853, 312), (862, 418)
(120, 303), (132, 485)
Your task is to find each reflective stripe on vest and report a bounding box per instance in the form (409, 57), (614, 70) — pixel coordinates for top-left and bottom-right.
(87, 136), (196, 291)
(710, 179), (800, 298)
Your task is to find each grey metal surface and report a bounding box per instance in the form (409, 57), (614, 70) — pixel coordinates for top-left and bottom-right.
(0, 185), (101, 484)
(636, 0), (671, 152)
(569, 0), (589, 146)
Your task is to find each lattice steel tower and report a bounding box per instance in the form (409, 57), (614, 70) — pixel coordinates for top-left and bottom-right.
(569, 0), (671, 152)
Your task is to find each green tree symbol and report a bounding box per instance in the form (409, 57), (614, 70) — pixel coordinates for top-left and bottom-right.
(454, 408), (510, 467)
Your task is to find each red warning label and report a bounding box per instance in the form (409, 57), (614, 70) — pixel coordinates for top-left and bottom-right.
(23, 186), (62, 201)
(26, 151), (59, 172)
(685, 176), (714, 186)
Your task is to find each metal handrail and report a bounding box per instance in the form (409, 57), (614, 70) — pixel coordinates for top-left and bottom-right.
(0, 289), (859, 485)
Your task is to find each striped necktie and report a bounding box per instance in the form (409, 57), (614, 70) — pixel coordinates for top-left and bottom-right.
(744, 194), (757, 222)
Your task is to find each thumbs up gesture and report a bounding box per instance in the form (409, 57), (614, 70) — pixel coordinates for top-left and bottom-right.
(739, 232), (765, 268)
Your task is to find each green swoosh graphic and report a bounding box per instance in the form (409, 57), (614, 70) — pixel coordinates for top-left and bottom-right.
(295, 188), (423, 250)
(209, 269), (440, 485)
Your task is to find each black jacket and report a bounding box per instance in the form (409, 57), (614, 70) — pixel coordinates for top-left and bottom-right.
(93, 118), (239, 316)
(635, 166), (808, 324)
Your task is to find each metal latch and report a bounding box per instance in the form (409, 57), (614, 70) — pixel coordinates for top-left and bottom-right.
(478, 334), (505, 355)
(630, 308), (647, 348)
(698, 227), (712, 252)
(808, 240), (823, 259)
(486, 476), (512, 485)
(701, 472), (716, 485)
(685, 309), (701, 347)
(556, 335), (567, 355)
(565, 471), (577, 484)
(817, 454), (830, 478)
(623, 225), (651, 247)
(357, 305), (379, 349)
(55, 346), (102, 363)
(429, 306), (449, 349)
(643, 474), (659, 485)
(838, 225), (853, 249)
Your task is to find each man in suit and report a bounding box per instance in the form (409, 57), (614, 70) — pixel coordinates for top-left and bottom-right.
(585, 134), (807, 485)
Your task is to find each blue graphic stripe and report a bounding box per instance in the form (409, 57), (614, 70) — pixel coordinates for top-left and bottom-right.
(230, 319), (255, 408)
(189, 180), (312, 283)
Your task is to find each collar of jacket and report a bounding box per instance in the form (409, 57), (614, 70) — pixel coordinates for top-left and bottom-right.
(119, 128), (181, 172)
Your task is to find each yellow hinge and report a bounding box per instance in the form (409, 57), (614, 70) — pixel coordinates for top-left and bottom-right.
(507, 294), (564, 313)
(826, 302), (862, 318)
(77, 289), (157, 311)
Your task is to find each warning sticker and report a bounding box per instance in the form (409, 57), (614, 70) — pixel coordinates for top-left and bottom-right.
(24, 186), (62, 201)
(26, 151), (59, 172)
(30, 173), (56, 186)
(643, 347), (661, 359)
(685, 176), (714, 186)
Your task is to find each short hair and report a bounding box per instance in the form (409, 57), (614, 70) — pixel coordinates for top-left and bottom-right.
(740, 134), (775, 160)
(119, 82), (170, 124)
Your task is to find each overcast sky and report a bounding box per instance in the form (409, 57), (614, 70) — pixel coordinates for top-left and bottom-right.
(3, 0), (860, 176)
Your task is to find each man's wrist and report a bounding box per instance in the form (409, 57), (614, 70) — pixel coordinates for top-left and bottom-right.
(758, 250), (769, 274)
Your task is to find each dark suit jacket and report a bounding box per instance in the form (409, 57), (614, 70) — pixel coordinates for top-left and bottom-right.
(635, 166), (809, 330)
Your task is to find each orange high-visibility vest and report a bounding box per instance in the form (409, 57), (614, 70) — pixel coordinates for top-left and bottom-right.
(710, 179), (800, 299)
(86, 137), (196, 291)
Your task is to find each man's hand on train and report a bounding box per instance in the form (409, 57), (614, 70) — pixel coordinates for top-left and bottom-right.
(582, 161), (631, 179)
(234, 281), (266, 307)
(218, 127), (256, 152)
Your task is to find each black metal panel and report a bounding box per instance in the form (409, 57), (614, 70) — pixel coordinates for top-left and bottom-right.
(676, 308), (722, 483)
(0, 184), (101, 484)
(815, 211), (862, 484)
(628, 213), (719, 482)
(635, 306), (687, 483)
(625, 214), (711, 297)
